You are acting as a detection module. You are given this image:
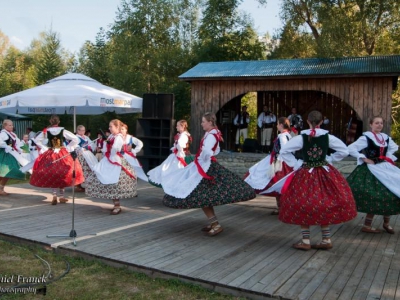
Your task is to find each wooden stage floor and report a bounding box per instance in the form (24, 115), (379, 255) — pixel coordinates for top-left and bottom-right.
(0, 181), (399, 300)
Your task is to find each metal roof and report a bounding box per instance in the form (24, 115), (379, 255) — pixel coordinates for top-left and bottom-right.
(179, 55), (400, 80)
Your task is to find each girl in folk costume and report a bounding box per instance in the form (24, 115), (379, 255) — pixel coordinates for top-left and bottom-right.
(19, 134), (32, 162)
(95, 131), (105, 161)
(0, 120), (29, 195)
(148, 119), (194, 187)
(75, 125), (98, 192)
(120, 123), (148, 182)
(276, 111), (357, 250)
(85, 119), (137, 215)
(162, 112), (256, 236)
(30, 115), (84, 205)
(244, 117), (293, 215)
(347, 116), (400, 234)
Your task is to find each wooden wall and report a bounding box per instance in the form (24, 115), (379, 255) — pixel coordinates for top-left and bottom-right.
(189, 77), (394, 151)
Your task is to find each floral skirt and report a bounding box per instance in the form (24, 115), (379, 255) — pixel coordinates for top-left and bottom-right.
(30, 148), (84, 188)
(347, 164), (400, 215)
(256, 162), (292, 196)
(0, 149), (25, 180)
(85, 158), (137, 200)
(78, 155), (92, 181)
(163, 161), (256, 209)
(279, 165), (357, 225)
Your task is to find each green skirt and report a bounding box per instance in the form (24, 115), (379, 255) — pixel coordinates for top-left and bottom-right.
(347, 164), (400, 215)
(0, 149), (26, 180)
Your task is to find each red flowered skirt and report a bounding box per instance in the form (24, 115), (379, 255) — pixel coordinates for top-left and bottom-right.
(30, 148), (84, 188)
(279, 165), (357, 225)
(258, 162), (293, 196)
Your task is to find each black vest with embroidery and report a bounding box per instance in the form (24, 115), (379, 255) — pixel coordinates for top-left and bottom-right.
(4, 135), (13, 146)
(363, 135), (388, 164)
(47, 130), (64, 149)
(272, 133), (290, 159)
(301, 134), (329, 168)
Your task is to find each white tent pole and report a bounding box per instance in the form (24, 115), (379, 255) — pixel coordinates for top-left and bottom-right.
(73, 106), (76, 131)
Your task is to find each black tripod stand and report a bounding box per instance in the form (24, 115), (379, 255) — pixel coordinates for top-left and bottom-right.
(47, 151), (95, 246)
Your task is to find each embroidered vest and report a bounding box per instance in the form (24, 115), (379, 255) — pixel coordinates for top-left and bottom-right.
(301, 134), (329, 168)
(47, 130), (64, 149)
(272, 133), (290, 155)
(78, 136), (91, 150)
(363, 135), (389, 163)
(4, 135), (13, 146)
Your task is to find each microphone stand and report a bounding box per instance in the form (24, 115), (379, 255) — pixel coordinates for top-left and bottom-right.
(46, 151), (96, 246)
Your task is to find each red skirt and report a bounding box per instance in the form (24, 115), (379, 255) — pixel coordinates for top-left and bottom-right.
(30, 148), (84, 188)
(260, 162), (293, 196)
(279, 165), (357, 226)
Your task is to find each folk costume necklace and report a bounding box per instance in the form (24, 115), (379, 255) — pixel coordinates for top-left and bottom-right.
(372, 131), (385, 156)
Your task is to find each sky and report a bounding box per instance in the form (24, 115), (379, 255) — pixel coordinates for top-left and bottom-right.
(0, 0), (282, 54)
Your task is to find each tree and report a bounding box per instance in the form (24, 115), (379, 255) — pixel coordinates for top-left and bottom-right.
(196, 0), (266, 62)
(272, 0), (400, 58)
(77, 28), (111, 85)
(34, 30), (65, 85)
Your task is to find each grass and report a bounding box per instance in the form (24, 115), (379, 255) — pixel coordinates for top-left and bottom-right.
(0, 239), (244, 300)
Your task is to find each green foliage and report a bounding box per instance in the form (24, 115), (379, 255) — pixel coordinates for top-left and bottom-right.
(272, 0), (400, 58)
(34, 30), (65, 85)
(241, 92), (257, 139)
(195, 0), (266, 62)
(0, 239), (243, 300)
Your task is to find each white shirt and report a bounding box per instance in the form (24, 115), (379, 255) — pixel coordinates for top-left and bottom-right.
(257, 111), (277, 128)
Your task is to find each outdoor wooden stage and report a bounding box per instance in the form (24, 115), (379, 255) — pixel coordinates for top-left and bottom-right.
(1, 181), (399, 300)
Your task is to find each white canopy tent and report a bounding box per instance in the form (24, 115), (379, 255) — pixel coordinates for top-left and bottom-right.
(0, 73), (142, 129)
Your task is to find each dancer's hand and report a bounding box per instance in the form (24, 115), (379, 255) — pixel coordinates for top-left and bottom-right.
(4, 146), (12, 153)
(362, 158), (375, 164)
(70, 150), (78, 160)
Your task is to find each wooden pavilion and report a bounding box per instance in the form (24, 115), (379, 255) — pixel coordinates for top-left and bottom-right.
(179, 55), (400, 151)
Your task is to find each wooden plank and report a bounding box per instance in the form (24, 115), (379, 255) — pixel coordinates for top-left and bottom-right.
(278, 217), (362, 299)
(337, 227), (386, 299)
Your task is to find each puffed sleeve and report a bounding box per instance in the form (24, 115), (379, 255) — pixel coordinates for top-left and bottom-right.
(131, 136), (143, 154)
(279, 135), (303, 169)
(34, 131), (49, 153)
(176, 133), (189, 158)
(386, 137), (399, 161)
(348, 136), (368, 165)
(326, 134), (349, 163)
(63, 130), (79, 152)
(199, 134), (217, 162)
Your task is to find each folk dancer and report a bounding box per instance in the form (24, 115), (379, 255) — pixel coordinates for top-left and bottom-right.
(75, 125), (98, 192)
(148, 119), (193, 187)
(30, 115), (84, 205)
(0, 120), (29, 195)
(347, 116), (400, 234)
(257, 105), (277, 153)
(244, 117), (293, 214)
(85, 119), (137, 215)
(120, 123), (148, 182)
(267, 111), (357, 250)
(95, 131), (105, 161)
(162, 112), (256, 236)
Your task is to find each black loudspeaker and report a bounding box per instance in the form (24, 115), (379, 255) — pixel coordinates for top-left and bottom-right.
(142, 93), (174, 119)
(142, 94), (157, 118)
(242, 138), (259, 153)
